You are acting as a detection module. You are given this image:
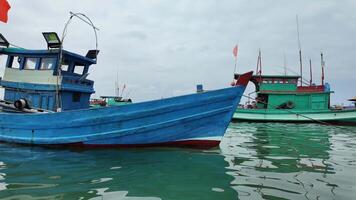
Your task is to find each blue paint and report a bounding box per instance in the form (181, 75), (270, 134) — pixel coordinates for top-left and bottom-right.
(0, 47), (96, 111)
(0, 45), (251, 148)
(0, 86), (246, 147)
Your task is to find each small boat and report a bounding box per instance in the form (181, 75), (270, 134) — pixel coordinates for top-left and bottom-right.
(90, 96), (132, 108)
(348, 97), (356, 108)
(0, 33), (252, 149)
(233, 73), (356, 126)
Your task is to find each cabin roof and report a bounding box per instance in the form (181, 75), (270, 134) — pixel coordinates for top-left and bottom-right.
(252, 74), (301, 79)
(0, 47), (96, 65)
(100, 96), (122, 98)
(234, 73), (300, 81)
(258, 90), (333, 95)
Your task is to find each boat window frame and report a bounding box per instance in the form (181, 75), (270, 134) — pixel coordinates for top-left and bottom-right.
(23, 57), (39, 70)
(0, 54), (7, 69)
(6, 55), (23, 69)
(73, 64), (85, 75)
(39, 57), (56, 70)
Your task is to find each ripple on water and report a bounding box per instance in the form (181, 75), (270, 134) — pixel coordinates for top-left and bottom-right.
(0, 122), (355, 200)
(221, 122), (356, 200)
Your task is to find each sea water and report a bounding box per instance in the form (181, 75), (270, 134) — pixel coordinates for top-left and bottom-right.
(0, 123), (355, 199)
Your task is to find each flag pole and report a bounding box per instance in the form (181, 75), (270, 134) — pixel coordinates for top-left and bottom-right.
(233, 55), (237, 74)
(232, 44), (238, 84)
(309, 58), (313, 85)
(233, 44), (238, 74)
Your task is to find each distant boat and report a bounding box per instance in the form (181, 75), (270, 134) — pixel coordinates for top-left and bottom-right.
(90, 96), (132, 108)
(0, 33), (252, 149)
(233, 74), (356, 126)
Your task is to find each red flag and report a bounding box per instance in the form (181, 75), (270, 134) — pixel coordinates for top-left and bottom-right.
(0, 0), (11, 23)
(233, 45), (238, 58)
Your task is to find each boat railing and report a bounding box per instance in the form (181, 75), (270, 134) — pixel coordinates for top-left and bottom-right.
(297, 85), (324, 92)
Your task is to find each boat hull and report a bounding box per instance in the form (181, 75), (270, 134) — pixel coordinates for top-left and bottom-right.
(0, 86), (246, 149)
(233, 109), (356, 126)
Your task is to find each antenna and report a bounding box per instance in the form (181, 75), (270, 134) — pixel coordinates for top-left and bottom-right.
(256, 49), (262, 76)
(296, 15), (303, 86)
(321, 52), (325, 85)
(115, 69), (119, 96)
(309, 58), (312, 85)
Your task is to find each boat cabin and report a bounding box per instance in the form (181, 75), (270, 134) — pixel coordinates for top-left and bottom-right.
(235, 74), (332, 110)
(0, 47), (96, 111)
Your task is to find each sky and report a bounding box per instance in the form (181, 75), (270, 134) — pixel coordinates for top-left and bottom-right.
(1, 0), (356, 105)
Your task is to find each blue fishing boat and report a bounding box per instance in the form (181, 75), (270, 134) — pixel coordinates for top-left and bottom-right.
(0, 33), (252, 149)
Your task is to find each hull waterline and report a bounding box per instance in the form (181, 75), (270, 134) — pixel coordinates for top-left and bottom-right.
(233, 109), (356, 126)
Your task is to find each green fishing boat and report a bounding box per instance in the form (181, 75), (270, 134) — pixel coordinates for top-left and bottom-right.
(233, 73), (356, 125)
(90, 96), (132, 108)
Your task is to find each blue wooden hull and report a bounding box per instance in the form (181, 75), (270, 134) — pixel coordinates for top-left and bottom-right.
(0, 86), (246, 149)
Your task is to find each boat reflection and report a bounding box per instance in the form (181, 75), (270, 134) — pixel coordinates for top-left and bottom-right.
(221, 122), (337, 199)
(0, 144), (237, 200)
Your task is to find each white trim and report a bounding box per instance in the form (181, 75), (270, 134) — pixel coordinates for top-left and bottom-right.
(176, 136), (222, 142)
(3, 68), (60, 85)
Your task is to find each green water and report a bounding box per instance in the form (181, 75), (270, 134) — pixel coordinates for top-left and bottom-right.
(0, 123), (355, 199)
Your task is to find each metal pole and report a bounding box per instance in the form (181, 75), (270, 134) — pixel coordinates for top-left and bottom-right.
(296, 15), (303, 86)
(309, 58), (312, 85)
(321, 52), (325, 86)
(55, 12), (99, 112)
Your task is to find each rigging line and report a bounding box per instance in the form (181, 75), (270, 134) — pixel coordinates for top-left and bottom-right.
(241, 94), (355, 131)
(69, 12), (100, 31)
(272, 68), (310, 85)
(9, 43), (24, 49)
(275, 66), (310, 84)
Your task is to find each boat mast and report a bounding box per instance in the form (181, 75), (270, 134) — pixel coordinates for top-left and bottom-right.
(115, 69), (120, 96)
(256, 49), (262, 76)
(296, 15), (303, 86)
(309, 58), (312, 85)
(321, 52), (325, 86)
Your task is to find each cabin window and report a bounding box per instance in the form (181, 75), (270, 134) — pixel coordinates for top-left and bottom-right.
(72, 92), (81, 102)
(24, 58), (37, 70)
(74, 65), (85, 75)
(40, 58), (55, 70)
(11, 56), (22, 69)
(61, 64), (69, 71)
(289, 79), (297, 84)
(0, 55), (6, 69)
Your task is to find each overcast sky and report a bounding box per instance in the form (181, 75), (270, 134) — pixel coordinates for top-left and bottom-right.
(1, 0), (356, 105)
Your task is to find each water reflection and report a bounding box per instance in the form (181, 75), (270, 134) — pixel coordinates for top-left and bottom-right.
(1, 123), (356, 200)
(0, 144), (237, 200)
(221, 122), (356, 200)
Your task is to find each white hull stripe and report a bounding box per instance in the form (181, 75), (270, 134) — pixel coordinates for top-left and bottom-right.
(176, 136), (222, 142)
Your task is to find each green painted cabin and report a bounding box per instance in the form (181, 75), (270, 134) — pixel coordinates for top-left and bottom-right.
(246, 75), (332, 111)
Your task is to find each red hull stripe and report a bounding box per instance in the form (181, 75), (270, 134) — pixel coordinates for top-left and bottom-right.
(64, 140), (221, 150)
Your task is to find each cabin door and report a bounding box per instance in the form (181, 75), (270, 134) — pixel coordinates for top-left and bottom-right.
(41, 96), (48, 110)
(48, 96), (54, 111)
